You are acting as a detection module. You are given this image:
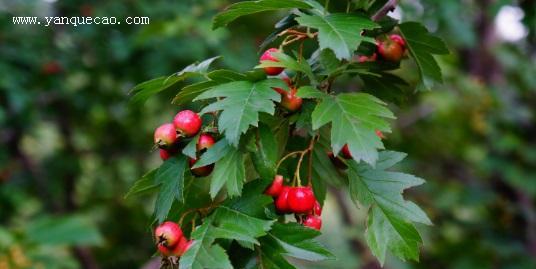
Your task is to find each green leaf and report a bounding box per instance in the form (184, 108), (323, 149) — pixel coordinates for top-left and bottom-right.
(398, 22), (449, 90)
(179, 221), (233, 269)
(360, 72), (409, 104)
(173, 70), (248, 105)
(154, 155), (188, 223)
(124, 168), (158, 199)
(172, 80), (221, 105)
(318, 48), (341, 75)
(182, 134), (201, 159)
(250, 123), (278, 180)
(296, 86), (328, 99)
(210, 206), (274, 245)
(209, 146), (245, 198)
(212, 0), (312, 29)
(347, 151), (431, 264)
(195, 79), (285, 146)
(130, 56), (220, 105)
(366, 206), (423, 264)
(193, 139), (233, 169)
(26, 215), (103, 246)
(256, 52), (317, 85)
(311, 93), (394, 165)
(258, 222), (334, 267)
(296, 14), (379, 60)
(180, 192), (273, 269)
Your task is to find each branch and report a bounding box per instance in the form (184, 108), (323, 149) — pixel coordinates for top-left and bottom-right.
(371, 0), (398, 21)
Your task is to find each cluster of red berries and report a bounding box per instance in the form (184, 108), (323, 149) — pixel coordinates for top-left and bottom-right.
(153, 110), (216, 177)
(260, 48), (303, 112)
(264, 175), (323, 230)
(154, 221), (193, 257)
(359, 34), (407, 63)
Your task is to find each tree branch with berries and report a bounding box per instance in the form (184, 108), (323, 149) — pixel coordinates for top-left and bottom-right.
(127, 0), (448, 268)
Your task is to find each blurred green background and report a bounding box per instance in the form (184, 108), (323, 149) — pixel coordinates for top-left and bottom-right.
(0, 0), (535, 268)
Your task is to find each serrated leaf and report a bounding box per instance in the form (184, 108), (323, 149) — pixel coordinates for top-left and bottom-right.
(180, 192), (273, 269)
(259, 222), (334, 264)
(130, 56), (220, 105)
(296, 14), (379, 60)
(311, 93), (394, 165)
(212, 0), (312, 29)
(398, 22), (449, 90)
(182, 134), (200, 159)
(250, 123), (278, 180)
(154, 156), (188, 223)
(366, 206), (422, 264)
(256, 52), (317, 85)
(347, 151), (431, 264)
(318, 48), (341, 75)
(179, 221), (233, 269)
(360, 72), (409, 104)
(209, 146), (245, 198)
(296, 86), (328, 99)
(124, 168), (158, 199)
(210, 206), (274, 245)
(195, 79), (285, 146)
(193, 139), (233, 169)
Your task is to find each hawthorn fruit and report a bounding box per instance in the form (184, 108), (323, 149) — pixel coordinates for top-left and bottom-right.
(275, 186), (292, 213)
(189, 158), (214, 177)
(197, 133), (215, 151)
(155, 221), (183, 247)
(287, 186), (315, 214)
(303, 215), (322, 230)
(173, 110), (202, 137)
(265, 175), (284, 197)
(281, 87), (303, 112)
(260, 48), (284, 76)
(154, 123), (178, 147)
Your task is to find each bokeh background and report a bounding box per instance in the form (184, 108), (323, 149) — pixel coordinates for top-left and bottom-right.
(1, 0), (535, 268)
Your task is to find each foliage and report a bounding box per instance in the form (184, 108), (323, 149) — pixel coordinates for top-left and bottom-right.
(1, 0), (535, 269)
(129, 0), (449, 267)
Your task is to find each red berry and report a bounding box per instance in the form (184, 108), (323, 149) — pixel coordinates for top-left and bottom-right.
(155, 221), (183, 248)
(358, 53), (377, 63)
(341, 144), (352, 159)
(154, 123), (178, 147)
(260, 48), (284, 76)
(173, 110), (202, 137)
(272, 77), (292, 94)
(389, 34), (406, 48)
(157, 243), (174, 256)
(275, 186), (291, 214)
(265, 175), (284, 197)
(287, 186), (315, 214)
(160, 149), (171, 160)
(281, 87), (302, 112)
(189, 158), (214, 177)
(377, 40), (404, 62)
(197, 133), (215, 151)
(303, 215), (322, 230)
(176, 238), (194, 256)
(313, 200), (322, 216)
(158, 237), (190, 257)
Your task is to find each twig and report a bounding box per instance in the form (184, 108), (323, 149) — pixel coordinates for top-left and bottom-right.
(371, 0), (398, 21)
